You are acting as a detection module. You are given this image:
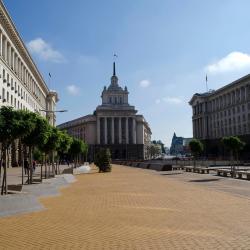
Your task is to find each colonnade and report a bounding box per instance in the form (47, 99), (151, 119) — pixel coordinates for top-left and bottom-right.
(97, 116), (136, 145)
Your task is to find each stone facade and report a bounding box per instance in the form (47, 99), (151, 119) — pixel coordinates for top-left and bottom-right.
(189, 74), (250, 157)
(58, 62), (151, 160)
(0, 2), (58, 167)
(0, 1), (58, 123)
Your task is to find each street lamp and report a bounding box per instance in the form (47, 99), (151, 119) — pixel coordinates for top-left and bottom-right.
(39, 109), (68, 113)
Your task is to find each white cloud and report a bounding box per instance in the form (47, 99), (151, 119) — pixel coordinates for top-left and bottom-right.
(139, 79), (151, 88)
(27, 38), (65, 63)
(66, 85), (80, 96)
(206, 51), (250, 74)
(162, 97), (183, 104)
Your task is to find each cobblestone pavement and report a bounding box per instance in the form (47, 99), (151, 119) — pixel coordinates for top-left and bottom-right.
(1, 165), (250, 249)
(158, 169), (250, 199)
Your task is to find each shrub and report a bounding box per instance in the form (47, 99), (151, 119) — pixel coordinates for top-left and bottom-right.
(94, 148), (112, 172)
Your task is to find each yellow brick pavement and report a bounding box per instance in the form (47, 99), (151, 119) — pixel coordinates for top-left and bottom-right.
(1, 165), (250, 249)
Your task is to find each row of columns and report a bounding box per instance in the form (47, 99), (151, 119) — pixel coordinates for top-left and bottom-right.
(97, 117), (136, 145)
(210, 86), (250, 112)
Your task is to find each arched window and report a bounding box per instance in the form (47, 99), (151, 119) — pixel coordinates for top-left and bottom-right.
(120, 97), (122, 103)
(115, 97), (117, 104)
(109, 97), (112, 103)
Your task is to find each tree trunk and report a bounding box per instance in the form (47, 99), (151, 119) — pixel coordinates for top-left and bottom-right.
(1, 147), (7, 195)
(29, 147), (33, 184)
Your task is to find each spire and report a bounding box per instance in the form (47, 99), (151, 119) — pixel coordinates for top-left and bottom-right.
(113, 62), (116, 76)
(110, 61), (118, 87)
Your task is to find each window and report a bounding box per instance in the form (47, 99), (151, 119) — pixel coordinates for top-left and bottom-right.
(2, 88), (5, 100)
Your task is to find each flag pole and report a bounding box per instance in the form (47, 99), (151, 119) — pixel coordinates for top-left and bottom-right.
(48, 72), (51, 90)
(206, 74), (208, 92)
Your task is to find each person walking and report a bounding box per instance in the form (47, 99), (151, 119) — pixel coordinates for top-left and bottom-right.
(24, 159), (29, 175)
(32, 160), (36, 173)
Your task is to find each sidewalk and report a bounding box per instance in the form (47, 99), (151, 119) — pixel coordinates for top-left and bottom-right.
(0, 164), (250, 249)
(0, 164), (72, 192)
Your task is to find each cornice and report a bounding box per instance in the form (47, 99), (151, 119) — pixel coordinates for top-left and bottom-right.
(0, 1), (49, 94)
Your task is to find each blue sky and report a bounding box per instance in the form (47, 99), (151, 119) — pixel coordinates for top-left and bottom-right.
(4, 0), (250, 146)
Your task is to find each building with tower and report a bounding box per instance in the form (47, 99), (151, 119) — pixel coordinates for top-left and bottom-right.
(58, 62), (152, 160)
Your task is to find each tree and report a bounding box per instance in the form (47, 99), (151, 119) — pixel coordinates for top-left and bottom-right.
(56, 130), (73, 173)
(22, 114), (51, 183)
(39, 126), (61, 178)
(94, 148), (111, 172)
(0, 107), (35, 194)
(68, 138), (85, 168)
(189, 139), (204, 167)
(222, 136), (245, 177)
(149, 144), (161, 159)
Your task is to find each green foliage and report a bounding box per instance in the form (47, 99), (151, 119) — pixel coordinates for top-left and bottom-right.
(33, 148), (43, 162)
(39, 126), (61, 154)
(57, 130), (73, 155)
(189, 139), (204, 157)
(94, 148), (111, 172)
(22, 113), (50, 148)
(149, 144), (162, 158)
(68, 138), (85, 157)
(0, 107), (35, 146)
(222, 136), (245, 157)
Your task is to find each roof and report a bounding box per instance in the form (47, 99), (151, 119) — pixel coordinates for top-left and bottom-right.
(189, 73), (250, 105)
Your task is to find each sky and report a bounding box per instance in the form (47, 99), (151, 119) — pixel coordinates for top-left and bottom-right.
(4, 0), (250, 146)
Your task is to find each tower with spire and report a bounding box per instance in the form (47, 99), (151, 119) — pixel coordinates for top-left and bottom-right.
(58, 61), (152, 161)
(100, 62), (130, 106)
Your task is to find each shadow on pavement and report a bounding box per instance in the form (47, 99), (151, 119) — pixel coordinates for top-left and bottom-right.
(160, 172), (183, 176)
(7, 184), (22, 192)
(189, 178), (221, 183)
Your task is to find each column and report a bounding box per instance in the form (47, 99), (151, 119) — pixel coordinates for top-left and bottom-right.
(5, 38), (7, 61)
(119, 117), (122, 144)
(133, 118), (136, 144)
(97, 117), (100, 144)
(126, 117), (129, 144)
(104, 117), (107, 144)
(0, 31), (2, 57)
(111, 117), (114, 144)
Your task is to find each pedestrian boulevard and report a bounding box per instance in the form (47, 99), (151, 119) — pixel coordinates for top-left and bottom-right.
(0, 164), (250, 249)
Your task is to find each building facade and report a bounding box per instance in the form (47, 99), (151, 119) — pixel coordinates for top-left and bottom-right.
(170, 133), (192, 155)
(189, 74), (250, 157)
(0, 1), (58, 166)
(58, 62), (152, 160)
(0, 1), (58, 122)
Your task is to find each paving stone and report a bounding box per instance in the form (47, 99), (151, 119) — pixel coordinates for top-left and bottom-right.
(0, 165), (250, 249)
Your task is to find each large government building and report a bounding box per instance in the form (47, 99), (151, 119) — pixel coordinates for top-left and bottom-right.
(0, 1), (58, 166)
(189, 74), (250, 157)
(0, 1), (58, 123)
(58, 63), (152, 160)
